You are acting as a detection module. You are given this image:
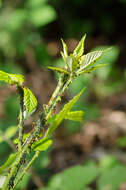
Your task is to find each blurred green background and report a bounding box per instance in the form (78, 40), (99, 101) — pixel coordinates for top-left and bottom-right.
(0, 0), (126, 189)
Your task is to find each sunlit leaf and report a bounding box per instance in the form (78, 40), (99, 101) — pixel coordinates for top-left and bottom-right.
(48, 66), (69, 74)
(73, 35), (86, 58)
(78, 64), (107, 75)
(46, 89), (84, 136)
(32, 139), (52, 151)
(0, 70), (24, 85)
(23, 88), (38, 119)
(65, 111), (84, 122)
(61, 39), (68, 58)
(79, 50), (106, 73)
(0, 176), (6, 188)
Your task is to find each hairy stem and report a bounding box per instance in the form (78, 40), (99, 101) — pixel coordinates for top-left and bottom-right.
(46, 74), (73, 120)
(3, 73), (74, 190)
(18, 87), (24, 151)
(13, 151), (40, 189)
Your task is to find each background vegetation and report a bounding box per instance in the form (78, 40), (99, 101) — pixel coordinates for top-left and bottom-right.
(0, 0), (126, 189)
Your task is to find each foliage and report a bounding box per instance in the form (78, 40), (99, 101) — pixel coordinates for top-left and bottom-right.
(0, 35), (109, 189)
(41, 156), (126, 190)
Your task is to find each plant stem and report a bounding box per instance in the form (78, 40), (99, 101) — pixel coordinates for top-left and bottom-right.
(46, 74), (73, 120)
(13, 151), (40, 189)
(3, 120), (42, 190)
(18, 87), (24, 151)
(3, 73), (74, 190)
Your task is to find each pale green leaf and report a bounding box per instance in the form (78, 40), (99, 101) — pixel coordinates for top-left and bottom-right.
(0, 153), (18, 175)
(61, 39), (68, 58)
(78, 64), (107, 75)
(48, 66), (69, 74)
(46, 89), (84, 136)
(73, 35), (86, 58)
(32, 139), (52, 151)
(0, 70), (24, 85)
(65, 111), (84, 122)
(0, 176), (6, 188)
(23, 88), (38, 119)
(79, 50), (105, 72)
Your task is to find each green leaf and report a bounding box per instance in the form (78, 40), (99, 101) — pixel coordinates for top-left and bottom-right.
(23, 88), (38, 119)
(116, 136), (126, 148)
(79, 50), (106, 73)
(98, 165), (126, 190)
(5, 126), (17, 139)
(78, 64), (107, 75)
(48, 164), (99, 190)
(0, 153), (18, 175)
(73, 35), (86, 58)
(48, 66), (69, 74)
(29, 6), (56, 27)
(27, 0), (46, 8)
(46, 89), (84, 136)
(32, 139), (52, 151)
(65, 111), (84, 122)
(0, 176), (6, 188)
(0, 127), (17, 144)
(0, 70), (24, 85)
(61, 39), (68, 58)
(66, 55), (79, 72)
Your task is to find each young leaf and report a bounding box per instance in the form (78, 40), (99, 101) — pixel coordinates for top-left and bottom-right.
(73, 35), (86, 58)
(79, 50), (105, 72)
(23, 88), (38, 119)
(61, 39), (68, 58)
(48, 66), (69, 74)
(32, 139), (52, 151)
(65, 111), (84, 122)
(0, 176), (6, 188)
(0, 70), (24, 85)
(0, 153), (18, 175)
(78, 64), (107, 75)
(46, 89), (84, 136)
